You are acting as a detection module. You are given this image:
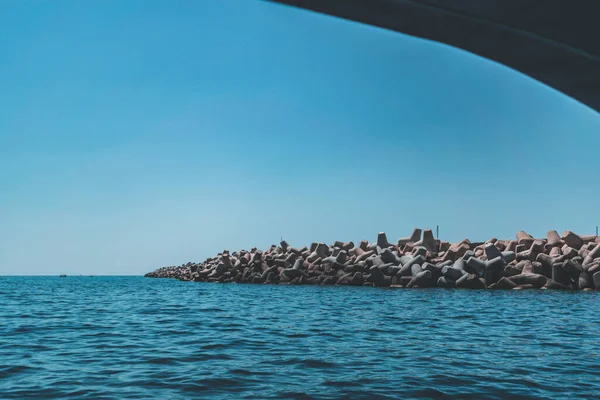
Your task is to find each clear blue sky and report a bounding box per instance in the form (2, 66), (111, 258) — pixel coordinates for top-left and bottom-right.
(1, 0), (599, 275)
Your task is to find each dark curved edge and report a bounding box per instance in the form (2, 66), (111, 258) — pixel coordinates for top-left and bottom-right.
(266, 0), (600, 113)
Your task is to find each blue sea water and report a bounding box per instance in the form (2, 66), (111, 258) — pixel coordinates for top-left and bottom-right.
(1, 276), (599, 399)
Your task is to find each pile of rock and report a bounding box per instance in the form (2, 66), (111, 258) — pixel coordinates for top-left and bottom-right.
(144, 229), (600, 290)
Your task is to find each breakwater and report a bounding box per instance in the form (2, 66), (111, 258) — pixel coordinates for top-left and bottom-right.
(145, 229), (600, 290)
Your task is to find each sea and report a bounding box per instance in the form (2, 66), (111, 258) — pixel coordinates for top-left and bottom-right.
(1, 276), (599, 399)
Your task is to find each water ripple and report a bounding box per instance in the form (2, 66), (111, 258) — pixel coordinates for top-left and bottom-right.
(0, 276), (599, 399)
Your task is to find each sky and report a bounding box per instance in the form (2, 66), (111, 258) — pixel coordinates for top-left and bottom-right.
(1, 0), (599, 275)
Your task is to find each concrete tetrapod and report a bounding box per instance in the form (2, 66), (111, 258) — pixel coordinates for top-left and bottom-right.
(145, 229), (600, 291)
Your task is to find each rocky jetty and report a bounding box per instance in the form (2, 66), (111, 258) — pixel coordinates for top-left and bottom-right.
(145, 229), (600, 291)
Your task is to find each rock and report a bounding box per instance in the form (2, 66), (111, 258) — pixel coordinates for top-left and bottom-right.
(484, 243), (503, 260)
(500, 251), (516, 263)
(552, 263), (572, 287)
(465, 256), (486, 276)
(504, 264), (523, 276)
(562, 259), (583, 277)
(453, 258), (467, 271)
(516, 230), (534, 247)
(484, 256), (505, 285)
(342, 242), (355, 251)
(413, 246), (428, 258)
(531, 261), (544, 275)
(406, 270), (433, 288)
(561, 245), (579, 259)
(505, 240), (517, 252)
(377, 232), (393, 249)
(513, 284), (535, 290)
(411, 263), (423, 277)
(292, 258), (305, 270)
(522, 261), (536, 275)
(437, 276), (454, 288)
(516, 240), (545, 261)
(536, 253), (555, 273)
(594, 271), (600, 290)
(369, 265), (391, 287)
(398, 228), (422, 246)
(562, 231), (584, 250)
(320, 276), (336, 285)
(422, 262), (443, 280)
(336, 272), (353, 285)
(587, 263), (600, 277)
(508, 273), (547, 288)
(439, 241), (450, 252)
(380, 248), (402, 265)
(578, 272), (591, 290)
(414, 228), (438, 253)
(455, 273), (486, 289)
(441, 241), (470, 262)
(399, 275), (413, 286)
(583, 243), (600, 266)
(399, 255), (425, 277)
(493, 277), (518, 289)
(283, 268), (307, 279)
(543, 279), (568, 290)
(355, 250), (375, 263)
(350, 272), (364, 286)
(442, 265), (466, 281)
(367, 255), (384, 268)
(546, 230), (563, 249)
(462, 250), (476, 259)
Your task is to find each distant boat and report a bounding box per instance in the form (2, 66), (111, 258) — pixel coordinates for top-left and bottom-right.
(59, 274), (67, 278)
